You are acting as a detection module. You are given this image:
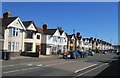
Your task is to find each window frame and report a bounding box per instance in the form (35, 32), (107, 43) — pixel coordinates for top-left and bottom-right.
(37, 35), (40, 39)
(9, 27), (20, 37)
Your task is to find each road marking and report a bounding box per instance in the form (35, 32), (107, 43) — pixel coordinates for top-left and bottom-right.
(36, 64), (43, 67)
(2, 59), (64, 68)
(3, 70), (20, 74)
(3, 67), (40, 74)
(27, 64), (33, 66)
(2, 63), (29, 67)
(77, 63), (109, 77)
(75, 64), (97, 73)
(44, 61), (75, 67)
(3, 61), (74, 74)
(20, 67), (39, 71)
(2, 64), (19, 68)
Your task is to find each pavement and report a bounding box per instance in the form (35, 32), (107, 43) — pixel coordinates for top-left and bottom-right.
(1, 52), (120, 78)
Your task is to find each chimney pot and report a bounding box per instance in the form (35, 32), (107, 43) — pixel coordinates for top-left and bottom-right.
(43, 24), (48, 29)
(3, 12), (12, 18)
(76, 32), (80, 37)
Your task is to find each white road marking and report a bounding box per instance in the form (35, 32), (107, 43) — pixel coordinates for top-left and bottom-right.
(44, 61), (75, 67)
(27, 64), (33, 66)
(75, 64), (97, 73)
(77, 63), (109, 77)
(36, 64), (43, 67)
(20, 67), (39, 71)
(3, 67), (40, 74)
(2, 64), (19, 68)
(3, 61), (74, 74)
(3, 70), (20, 74)
(2, 59), (64, 68)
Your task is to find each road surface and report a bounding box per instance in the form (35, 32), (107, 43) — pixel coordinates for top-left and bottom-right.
(2, 52), (120, 78)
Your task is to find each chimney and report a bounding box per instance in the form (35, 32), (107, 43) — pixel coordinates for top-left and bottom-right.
(94, 38), (96, 41)
(3, 12), (12, 18)
(83, 38), (85, 41)
(97, 39), (99, 42)
(43, 24), (48, 29)
(76, 32), (80, 38)
(90, 37), (93, 40)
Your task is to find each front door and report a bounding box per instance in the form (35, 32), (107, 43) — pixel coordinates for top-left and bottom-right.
(36, 45), (40, 54)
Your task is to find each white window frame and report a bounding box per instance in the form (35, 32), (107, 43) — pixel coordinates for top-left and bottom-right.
(8, 42), (11, 51)
(9, 27), (20, 37)
(8, 42), (19, 52)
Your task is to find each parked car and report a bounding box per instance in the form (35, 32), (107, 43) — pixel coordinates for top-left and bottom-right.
(86, 51), (94, 56)
(117, 52), (120, 55)
(73, 51), (80, 59)
(77, 51), (86, 58)
(63, 51), (80, 59)
(63, 51), (69, 59)
(103, 50), (107, 54)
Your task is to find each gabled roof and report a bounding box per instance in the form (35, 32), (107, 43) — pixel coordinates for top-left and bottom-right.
(22, 21), (35, 28)
(1, 17), (18, 28)
(67, 34), (76, 39)
(77, 36), (82, 40)
(84, 38), (90, 40)
(68, 35), (73, 38)
(65, 33), (68, 37)
(35, 26), (43, 34)
(59, 30), (64, 35)
(43, 29), (57, 35)
(58, 29), (64, 35)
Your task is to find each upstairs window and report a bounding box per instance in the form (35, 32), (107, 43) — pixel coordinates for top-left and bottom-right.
(64, 38), (66, 42)
(53, 36), (57, 42)
(9, 27), (20, 36)
(25, 31), (33, 39)
(37, 35), (40, 39)
(70, 40), (73, 44)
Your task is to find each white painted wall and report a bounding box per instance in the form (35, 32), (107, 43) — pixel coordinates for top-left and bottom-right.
(3, 28), (24, 52)
(60, 32), (67, 45)
(26, 23), (36, 31)
(46, 48), (51, 55)
(24, 32), (41, 52)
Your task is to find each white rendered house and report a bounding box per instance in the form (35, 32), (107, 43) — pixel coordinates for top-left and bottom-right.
(1, 12), (26, 57)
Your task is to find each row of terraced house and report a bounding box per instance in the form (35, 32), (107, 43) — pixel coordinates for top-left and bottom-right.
(0, 12), (114, 58)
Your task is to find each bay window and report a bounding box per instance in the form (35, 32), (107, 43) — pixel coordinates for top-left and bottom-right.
(24, 43), (33, 51)
(8, 42), (11, 51)
(8, 42), (19, 51)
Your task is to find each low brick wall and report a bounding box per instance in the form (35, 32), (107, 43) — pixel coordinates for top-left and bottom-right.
(2, 51), (21, 60)
(20, 52), (39, 57)
(11, 52), (21, 57)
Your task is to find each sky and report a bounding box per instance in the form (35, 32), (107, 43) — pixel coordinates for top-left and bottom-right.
(2, 2), (118, 45)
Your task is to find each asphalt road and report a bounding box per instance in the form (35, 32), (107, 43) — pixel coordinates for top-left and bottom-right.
(2, 52), (120, 78)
